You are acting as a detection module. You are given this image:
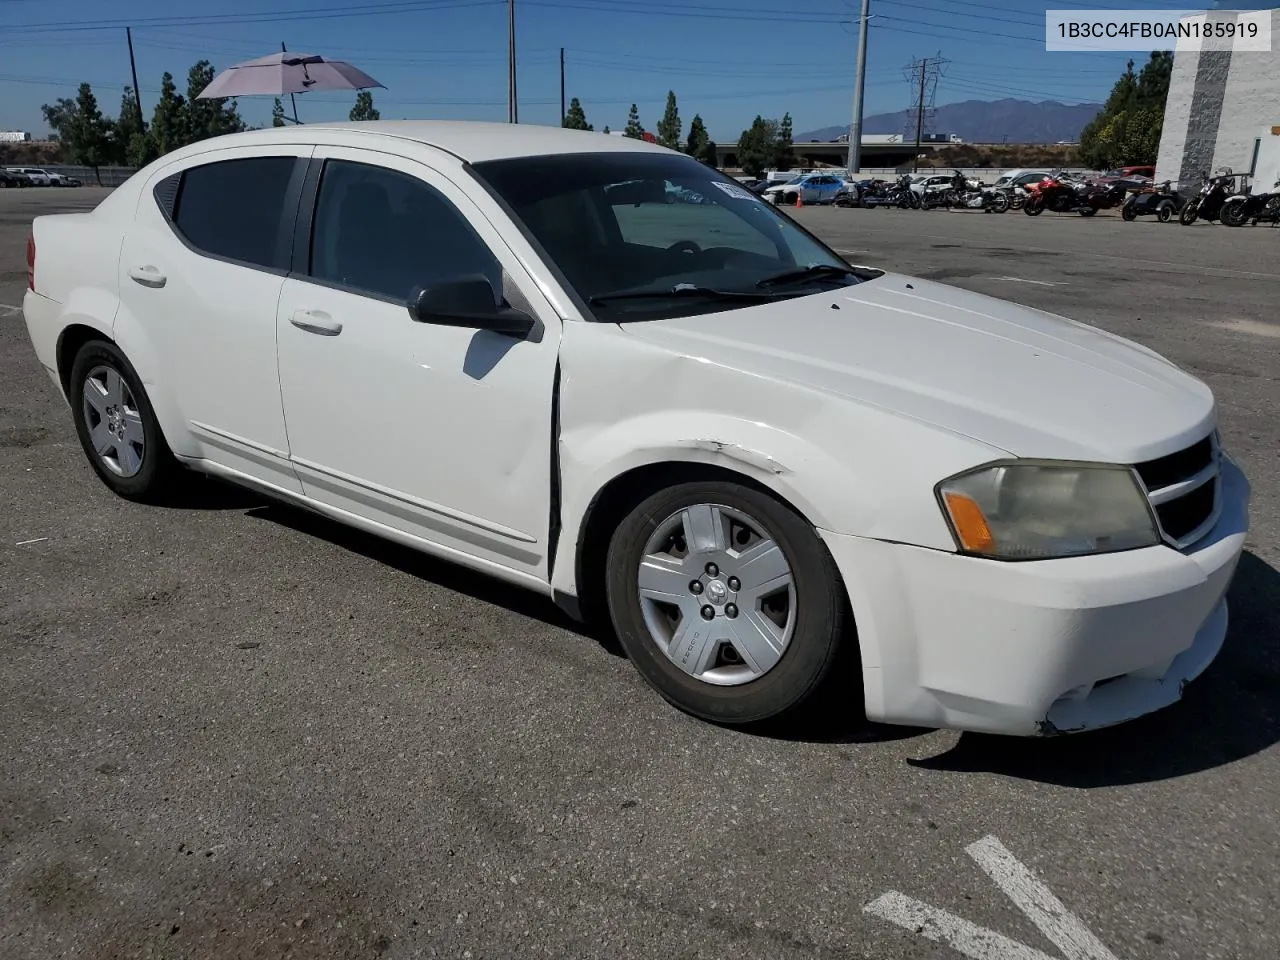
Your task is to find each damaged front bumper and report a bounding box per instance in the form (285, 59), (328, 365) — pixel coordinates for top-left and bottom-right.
(820, 456), (1250, 737)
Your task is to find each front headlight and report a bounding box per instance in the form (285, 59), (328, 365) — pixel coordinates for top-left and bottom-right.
(937, 461), (1160, 560)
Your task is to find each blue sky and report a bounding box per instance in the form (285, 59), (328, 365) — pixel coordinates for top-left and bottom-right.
(0, 0), (1255, 141)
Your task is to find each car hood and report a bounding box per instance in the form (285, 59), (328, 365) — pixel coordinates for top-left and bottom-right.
(620, 273), (1215, 463)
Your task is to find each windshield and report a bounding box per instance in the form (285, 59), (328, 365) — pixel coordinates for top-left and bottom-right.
(471, 152), (877, 322)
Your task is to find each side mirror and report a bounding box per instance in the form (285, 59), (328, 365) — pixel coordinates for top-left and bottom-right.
(408, 275), (535, 338)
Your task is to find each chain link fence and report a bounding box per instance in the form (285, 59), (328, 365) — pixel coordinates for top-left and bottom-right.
(37, 165), (139, 187)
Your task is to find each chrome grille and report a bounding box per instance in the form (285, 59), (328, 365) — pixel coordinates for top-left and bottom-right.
(1133, 432), (1220, 548)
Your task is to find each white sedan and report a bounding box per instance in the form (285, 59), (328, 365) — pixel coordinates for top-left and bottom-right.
(21, 121), (1249, 736)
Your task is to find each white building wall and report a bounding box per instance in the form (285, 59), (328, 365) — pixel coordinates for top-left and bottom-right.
(1212, 10), (1280, 177)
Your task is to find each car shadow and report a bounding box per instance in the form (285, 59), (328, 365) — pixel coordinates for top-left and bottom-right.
(907, 550), (1280, 787)
(154, 473), (267, 511)
(243, 499), (625, 658)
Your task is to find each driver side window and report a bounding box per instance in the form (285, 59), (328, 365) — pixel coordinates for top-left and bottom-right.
(308, 159), (503, 305)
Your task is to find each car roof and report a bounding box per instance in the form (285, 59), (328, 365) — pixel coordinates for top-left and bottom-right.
(184, 120), (675, 164)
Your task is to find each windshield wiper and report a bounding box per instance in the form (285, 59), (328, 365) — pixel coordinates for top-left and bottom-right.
(754, 263), (863, 289)
(589, 283), (781, 305)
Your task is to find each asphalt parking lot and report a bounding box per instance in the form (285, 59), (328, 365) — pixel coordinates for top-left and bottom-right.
(1, 186), (1277, 960)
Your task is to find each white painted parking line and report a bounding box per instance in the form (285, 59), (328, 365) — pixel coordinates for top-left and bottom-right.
(1211, 318), (1280, 338)
(0, 303), (22, 317)
(864, 834), (1119, 960)
(992, 277), (1068, 287)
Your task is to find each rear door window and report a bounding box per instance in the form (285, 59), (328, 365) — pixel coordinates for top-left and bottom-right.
(170, 156), (300, 270)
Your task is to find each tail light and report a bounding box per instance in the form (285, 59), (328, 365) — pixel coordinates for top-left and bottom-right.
(26, 233), (35, 292)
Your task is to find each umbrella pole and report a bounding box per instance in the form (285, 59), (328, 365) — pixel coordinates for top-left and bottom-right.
(282, 41), (301, 124)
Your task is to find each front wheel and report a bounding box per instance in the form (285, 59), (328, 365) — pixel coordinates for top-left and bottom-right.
(1180, 200), (1200, 225)
(1156, 201), (1175, 223)
(1122, 200), (1138, 221)
(1023, 197), (1044, 216)
(605, 481), (851, 726)
(990, 193), (1009, 213)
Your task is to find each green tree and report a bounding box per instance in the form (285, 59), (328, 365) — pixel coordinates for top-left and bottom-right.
(67, 84), (112, 183)
(736, 115), (779, 178)
(349, 91), (381, 121)
(150, 72), (187, 156)
(656, 90), (681, 150)
(774, 112), (793, 170)
(562, 97), (592, 131)
(40, 97), (78, 161)
(686, 113), (717, 166)
(1079, 52), (1170, 169)
(113, 87), (144, 166)
(271, 98), (287, 127)
(623, 103), (644, 139)
(183, 60), (245, 144)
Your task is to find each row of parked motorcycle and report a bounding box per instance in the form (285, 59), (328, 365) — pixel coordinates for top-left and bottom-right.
(829, 168), (1280, 226)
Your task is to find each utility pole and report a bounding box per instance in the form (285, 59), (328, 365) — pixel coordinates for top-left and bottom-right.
(846, 0), (871, 177)
(126, 27), (145, 132)
(508, 0), (518, 123)
(913, 59), (926, 173)
(904, 54), (945, 172)
(559, 47), (565, 125)
(282, 41), (300, 124)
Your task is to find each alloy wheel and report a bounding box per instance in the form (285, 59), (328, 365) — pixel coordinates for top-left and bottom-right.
(81, 364), (145, 477)
(635, 502), (796, 686)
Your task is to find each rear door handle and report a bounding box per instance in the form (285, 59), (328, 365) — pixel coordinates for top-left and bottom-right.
(289, 309), (343, 336)
(127, 264), (167, 288)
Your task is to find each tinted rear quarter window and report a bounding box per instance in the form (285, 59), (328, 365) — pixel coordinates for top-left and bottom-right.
(172, 156), (299, 269)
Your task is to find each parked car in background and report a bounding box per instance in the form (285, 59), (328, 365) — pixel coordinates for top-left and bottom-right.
(764, 172), (848, 205)
(0, 168), (33, 188)
(5, 166), (81, 186)
(6, 166), (53, 186)
(21, 121), (1249, 738)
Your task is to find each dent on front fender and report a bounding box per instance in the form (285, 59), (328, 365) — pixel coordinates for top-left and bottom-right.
(548, 320), (989, 599)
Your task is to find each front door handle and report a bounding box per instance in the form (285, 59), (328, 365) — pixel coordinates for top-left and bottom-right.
(289, 309), (343, 336)
(127, 264), (167, 288)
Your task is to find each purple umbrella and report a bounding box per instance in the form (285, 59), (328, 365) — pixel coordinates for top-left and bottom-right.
(196, 51), (384, 99)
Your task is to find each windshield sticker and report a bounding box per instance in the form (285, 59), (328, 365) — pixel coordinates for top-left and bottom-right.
(711, 181), (759, 201)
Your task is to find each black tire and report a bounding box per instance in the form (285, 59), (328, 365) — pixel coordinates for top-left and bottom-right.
(1156, 201), (1174, 223)
(990, 193), (1009, 213)
(1121, 201), (1137, 221)
(1024, 197), (1044, 216)
(1179, 201), (1199, 225)
(68, 340), (184, 503)
(1079, 206), (1097, 217)
(1219, 198), (1247, 227)
(604, 480), (852, 726)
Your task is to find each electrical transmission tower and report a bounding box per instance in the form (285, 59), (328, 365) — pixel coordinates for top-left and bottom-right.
(902, 54), (947, 172)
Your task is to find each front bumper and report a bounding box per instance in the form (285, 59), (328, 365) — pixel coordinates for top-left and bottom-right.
(821, 456), (1250, 736)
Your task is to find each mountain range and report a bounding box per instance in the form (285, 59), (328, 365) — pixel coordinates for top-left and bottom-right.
(798, 98), (1102, 144)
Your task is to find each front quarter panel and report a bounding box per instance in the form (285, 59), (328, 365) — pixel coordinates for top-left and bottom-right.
(551, 319), (1006, 598)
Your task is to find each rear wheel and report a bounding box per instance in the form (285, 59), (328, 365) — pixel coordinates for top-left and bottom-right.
(1219, 197), (1248, 227)
(1079, 206), (1097, 217)
(1156, 201), (1174, 223)
(69, 340), (184, 503)
(1121, 200), (1138, 221)
(990, 192), (1009, 213)
(605, 481), (851, 726)
(1023, 196), (1044, 216)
